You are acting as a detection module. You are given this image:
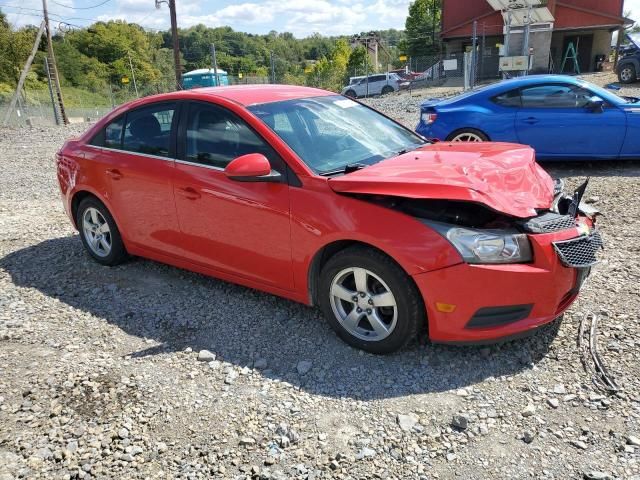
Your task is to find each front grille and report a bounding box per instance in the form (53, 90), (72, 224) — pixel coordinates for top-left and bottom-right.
(520, 212), (576, 233)
(553, 230), (604, 268)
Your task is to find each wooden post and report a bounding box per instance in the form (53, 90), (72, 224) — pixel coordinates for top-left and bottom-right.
(169, 0), (182, 90)
(2, 21), (46, 126)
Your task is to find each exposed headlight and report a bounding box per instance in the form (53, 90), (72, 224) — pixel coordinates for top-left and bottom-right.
(426, 222), (532, 264)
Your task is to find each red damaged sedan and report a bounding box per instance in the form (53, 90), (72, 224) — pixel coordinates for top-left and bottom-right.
(56, 85), (603, 354)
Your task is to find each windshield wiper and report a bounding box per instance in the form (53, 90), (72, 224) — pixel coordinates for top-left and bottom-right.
(393, 144), (425, 157)
(318, 163), (368, 177)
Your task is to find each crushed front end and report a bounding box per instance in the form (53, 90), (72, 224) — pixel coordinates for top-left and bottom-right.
(409, 179), (604, 344)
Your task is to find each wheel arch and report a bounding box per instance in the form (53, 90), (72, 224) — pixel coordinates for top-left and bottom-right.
(306, 239), (422, 307)
(618, 58), (640, 72)
(445, 127), (491, 142)
(70, 189), (121, 233)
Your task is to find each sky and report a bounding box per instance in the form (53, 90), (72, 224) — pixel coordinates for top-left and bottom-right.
(0, 0), (639, 38)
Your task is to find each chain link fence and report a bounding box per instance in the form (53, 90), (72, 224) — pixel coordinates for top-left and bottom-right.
(1, 75), (275, 128)
(402, 51), (502, 93)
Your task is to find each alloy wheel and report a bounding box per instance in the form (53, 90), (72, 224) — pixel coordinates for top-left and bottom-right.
(620, 67), (633, 82)
(329, 267), (398, 342)
(82, 207), (112, 257)
(451, 132), (484, 142)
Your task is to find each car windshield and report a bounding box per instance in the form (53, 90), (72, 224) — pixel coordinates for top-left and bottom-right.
(577, 79), (634, 105)
(249, 95), (426, 174)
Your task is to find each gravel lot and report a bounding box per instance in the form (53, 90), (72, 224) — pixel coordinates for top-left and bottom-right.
(1, 75), (640, 480)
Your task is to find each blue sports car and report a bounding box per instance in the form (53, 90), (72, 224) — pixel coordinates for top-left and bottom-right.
(416, 75), (640, 160)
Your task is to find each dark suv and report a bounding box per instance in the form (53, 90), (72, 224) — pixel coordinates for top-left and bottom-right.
(617, 33), (640, 84)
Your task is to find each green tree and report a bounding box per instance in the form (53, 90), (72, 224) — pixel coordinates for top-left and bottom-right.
(346, 45), (367, 80)
(405, 0), (441, 57)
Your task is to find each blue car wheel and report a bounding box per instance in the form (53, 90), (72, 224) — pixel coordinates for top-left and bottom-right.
(446, 128), (489, 142)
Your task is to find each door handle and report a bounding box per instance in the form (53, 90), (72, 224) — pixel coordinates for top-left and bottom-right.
(177, 186), (201, 200)
(105, 168), (122, 180)
(523, 117), (539, 124)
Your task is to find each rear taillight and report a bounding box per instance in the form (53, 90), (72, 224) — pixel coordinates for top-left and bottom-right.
(421, 112), (437, 124)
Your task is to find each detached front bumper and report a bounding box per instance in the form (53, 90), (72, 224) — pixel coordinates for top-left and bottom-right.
(413, 219), (599, 344)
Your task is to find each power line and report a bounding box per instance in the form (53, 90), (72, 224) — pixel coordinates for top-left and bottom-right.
(50, 0), (112, 9)
(0, 3), (161, 30)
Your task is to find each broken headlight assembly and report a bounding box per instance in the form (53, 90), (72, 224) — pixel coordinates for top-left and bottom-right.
(424, 221), (533, 264)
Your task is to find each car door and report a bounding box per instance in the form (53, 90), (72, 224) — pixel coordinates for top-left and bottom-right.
(370, 75), (385, 95)
(173, 100), (294, 289)
(515, 83), (626, 158)
(89, 102), (183, 255)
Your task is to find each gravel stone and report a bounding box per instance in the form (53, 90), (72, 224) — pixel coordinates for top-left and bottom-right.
(296, 360), (313, 375)
(397, 413), (419, 432)
(451, 414), (469, 430)
(521, 404), (536, 417)
(197, 349), (216, 361)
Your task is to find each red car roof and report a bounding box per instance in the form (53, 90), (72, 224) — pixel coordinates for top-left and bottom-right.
(182, 84), (333, 106)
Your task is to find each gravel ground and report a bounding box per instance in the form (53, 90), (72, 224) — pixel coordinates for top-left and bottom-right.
(1, 76), (640, 480)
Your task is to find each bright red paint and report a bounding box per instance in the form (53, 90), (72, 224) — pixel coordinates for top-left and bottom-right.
(328, 142), (554, 218)
(224, 153), (272, 178)
(57, 85), (591, 344)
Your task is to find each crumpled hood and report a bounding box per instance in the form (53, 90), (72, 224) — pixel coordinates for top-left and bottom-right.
(328, 142), (555, 218)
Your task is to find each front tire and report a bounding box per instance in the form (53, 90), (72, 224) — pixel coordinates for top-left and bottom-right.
(446, 128), (489, 142)
(76, 197), (127, 266)
(381, 85), (394, 95)
(344, 89), (357, 98)
(318, 246), (425, 354)
(618, 64), (636, 84)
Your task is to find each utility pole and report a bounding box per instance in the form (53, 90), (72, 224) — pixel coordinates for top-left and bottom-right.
(613, 26), (624, 69)
(156, 0), (182, 90)
(127, 51), (139, 97)
(364, 38), (369, 97)
(2, 21), (45, 126)
(522, 6), (532, 75)
(471, 20), (478, 88)
(269, 51), (275, 83)
(42, 0), (68, 124)
(169, 0), (181, 89)
(210, 43), (219, 85)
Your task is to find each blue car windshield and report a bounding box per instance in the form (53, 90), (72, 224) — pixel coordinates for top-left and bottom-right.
(579, 80), (635, 105)
(249, 95), (426, 174)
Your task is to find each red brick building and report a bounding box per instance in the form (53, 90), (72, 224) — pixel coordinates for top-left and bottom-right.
(441, 0), (629, 72)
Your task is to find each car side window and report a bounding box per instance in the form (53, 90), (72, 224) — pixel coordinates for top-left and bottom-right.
(89, 116), (123, 148)
(122, 103), (176, 157)
(520, 84), (593, 108)
(492, 89), (522, 107)
(104, 117), (124, 148)
(185, 102), (280, 170)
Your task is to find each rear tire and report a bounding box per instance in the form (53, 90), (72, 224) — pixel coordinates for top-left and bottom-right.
(76, 197), (127, 266)
(318, 246), (425, 354)
(381, 85), (394, 95)
(446, 128), (489, 142)
(618, 64), (636, 84)
(344, 89), (357, 98)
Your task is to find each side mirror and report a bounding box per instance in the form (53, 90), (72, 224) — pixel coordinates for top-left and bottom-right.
(224, 153), (282, 183)
(586, 96), (605, 113)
